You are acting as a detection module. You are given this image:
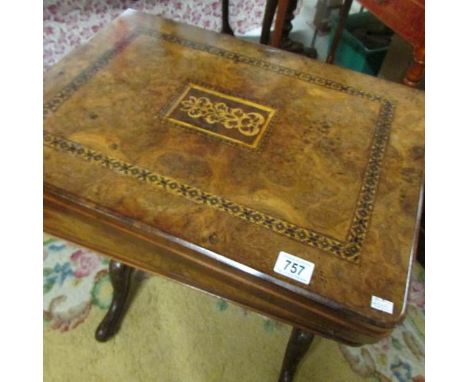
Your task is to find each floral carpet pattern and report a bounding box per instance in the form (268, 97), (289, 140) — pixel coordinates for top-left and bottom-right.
(43, 236), (111, 331)
(44, 0), (275, 71)
(43, 234), (424, 381)
(338, 275), (425, 382)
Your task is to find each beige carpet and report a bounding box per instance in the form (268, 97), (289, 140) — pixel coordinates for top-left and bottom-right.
(44, 234), (425, 381)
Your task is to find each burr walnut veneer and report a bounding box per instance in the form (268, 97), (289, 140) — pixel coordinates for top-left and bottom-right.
(44, 10), (424, 349)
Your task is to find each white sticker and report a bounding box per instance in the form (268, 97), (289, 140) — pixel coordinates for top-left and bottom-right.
(274, 251), (315, 285)
(371, 296), (394, 314)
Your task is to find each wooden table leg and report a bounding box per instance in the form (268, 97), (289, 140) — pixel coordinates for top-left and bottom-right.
(403, 46), (425, 87)
(95, 260), (134, 342)
(278, 327), (315, 382)
(326, 0), (353, 64)
(221, 0), (234, 35)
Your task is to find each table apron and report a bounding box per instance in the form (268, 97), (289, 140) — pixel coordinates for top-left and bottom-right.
(44, 189), (393, 345)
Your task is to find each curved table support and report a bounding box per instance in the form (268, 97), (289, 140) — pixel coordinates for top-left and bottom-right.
(95, 260), (134, 342)
(278, 327), (315, 382)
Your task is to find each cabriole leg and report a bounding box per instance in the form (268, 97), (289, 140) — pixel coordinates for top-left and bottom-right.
(95, 260), (134, 342)
(278, 327), (315, 382)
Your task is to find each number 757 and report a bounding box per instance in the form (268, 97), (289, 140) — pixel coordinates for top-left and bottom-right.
(284, 260), (305, 275)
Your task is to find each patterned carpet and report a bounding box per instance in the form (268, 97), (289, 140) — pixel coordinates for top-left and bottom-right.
(43, 2), (425, 381)
(43, 233), (424, 382)
(44, 0), (274, 71)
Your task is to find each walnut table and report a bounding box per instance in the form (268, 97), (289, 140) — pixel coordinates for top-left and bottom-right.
(44, 10), (424, 382)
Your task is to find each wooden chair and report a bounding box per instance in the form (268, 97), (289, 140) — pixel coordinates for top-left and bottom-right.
(222, 0), (309, 54)
(326, 0), (424, 87)
(265, 0), (424, 87)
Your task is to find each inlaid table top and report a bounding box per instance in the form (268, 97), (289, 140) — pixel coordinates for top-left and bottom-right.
(44, 10), (424, 345)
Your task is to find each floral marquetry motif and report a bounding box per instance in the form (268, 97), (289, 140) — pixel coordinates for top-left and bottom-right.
(164, 83), (275, 149)
(180, 96), (264, 136)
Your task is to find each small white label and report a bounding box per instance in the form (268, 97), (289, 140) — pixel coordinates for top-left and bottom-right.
(371, 296), (394, 314)
(274, 251), (315, 285)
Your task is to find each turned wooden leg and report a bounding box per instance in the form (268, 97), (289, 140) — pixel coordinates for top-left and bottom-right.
(262, 0), (302, 47)
(271, 0), (290, 48)
(403, 46), (425, 87)
(279, 0), (298, 43)
(326, 0), (353, 64)
(260, 0), (278, 44)
(263, 0), (314, 56)
(221, 0), (234, 35)
(95, 260), (134, 342)
(278, 328), (315, 382)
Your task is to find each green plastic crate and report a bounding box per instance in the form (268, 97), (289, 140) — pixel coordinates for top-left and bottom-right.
(329, 12), (391, 75)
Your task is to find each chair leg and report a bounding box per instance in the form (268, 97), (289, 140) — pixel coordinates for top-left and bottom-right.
(278, 327), (315, 382)
(267, 0), (315, 56)
(326, 0), (353, 64)
(280, 0), (299, 42)
(403, 46), (425, 87)
(221, 0), (234, 35)
(95, 260), (134, 342)
(271, 0), (291, 47)
(261, 0), (278, 44)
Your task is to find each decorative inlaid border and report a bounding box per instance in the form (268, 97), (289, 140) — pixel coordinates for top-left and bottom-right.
(43, 31), (139, 119)
(44, 131), (346, 257)
(43, 27), (396, 263)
